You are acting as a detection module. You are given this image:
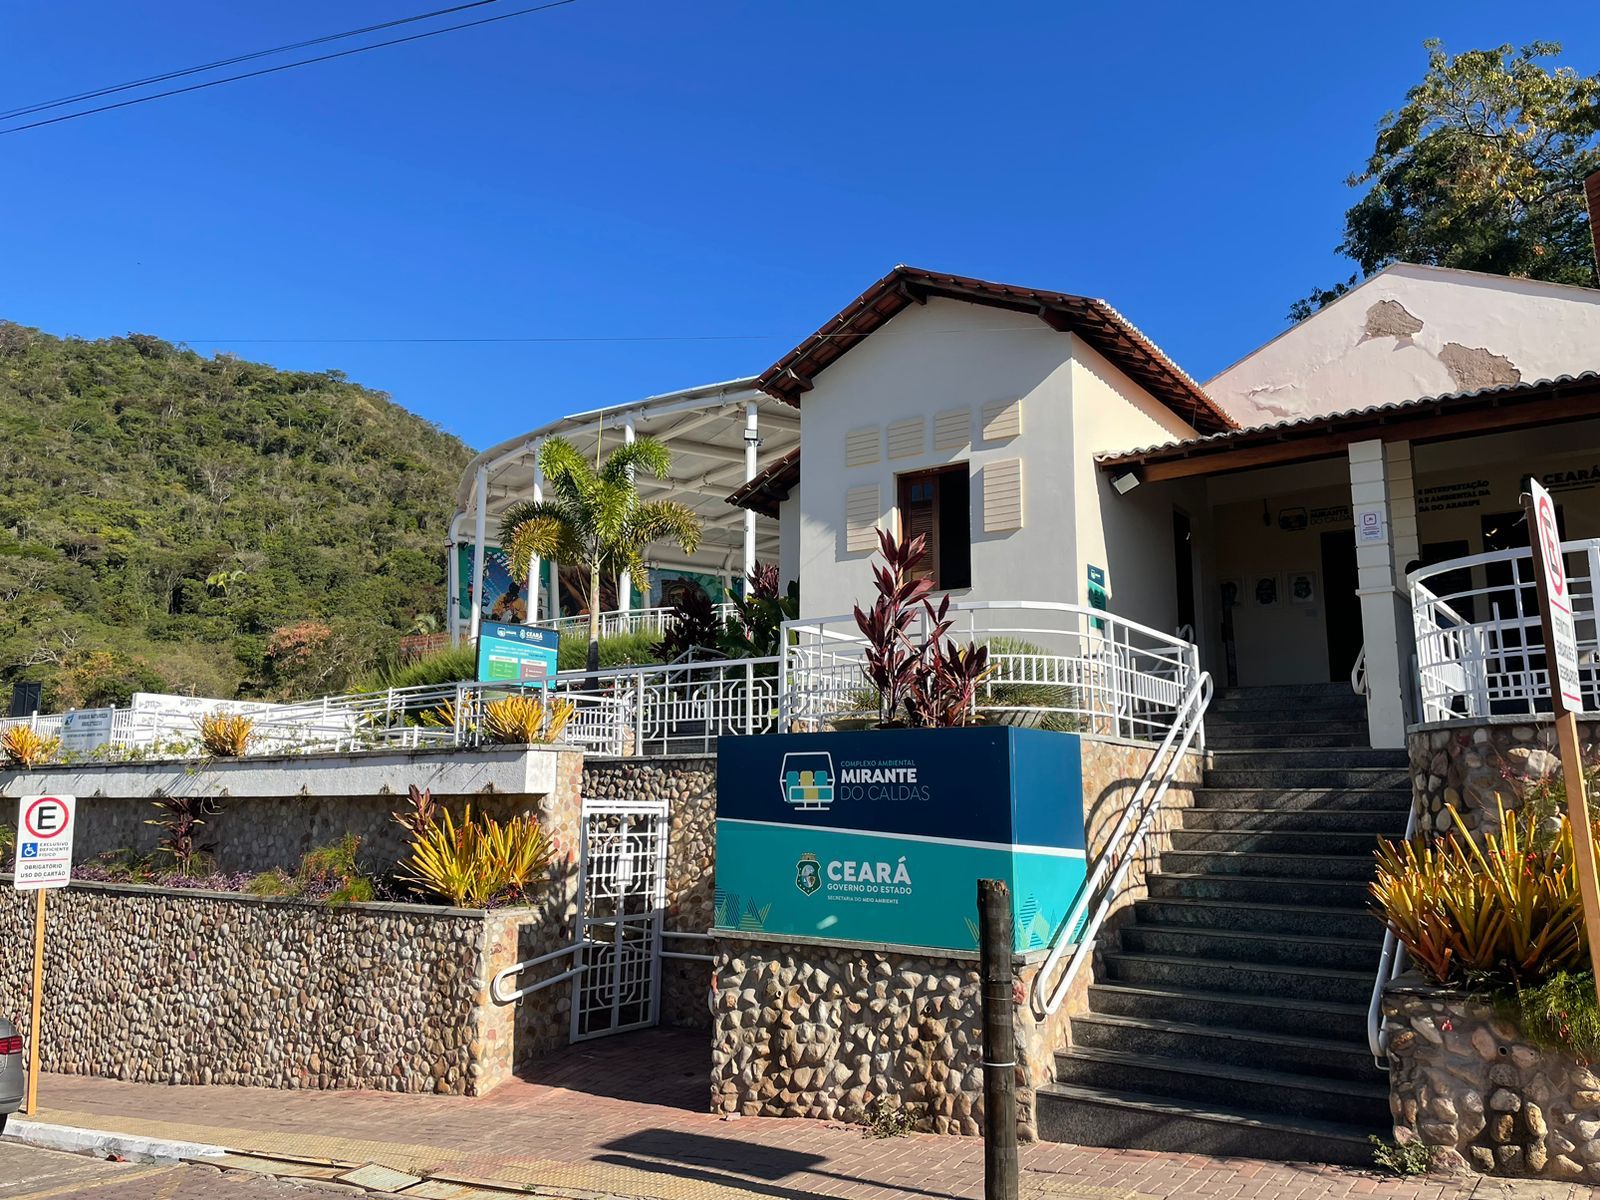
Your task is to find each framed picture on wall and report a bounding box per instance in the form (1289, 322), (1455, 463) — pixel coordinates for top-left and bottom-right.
(1218, 577), (1242, 610)
(1288, 570), (1317, 606)
(1253, 574), (1280, 607)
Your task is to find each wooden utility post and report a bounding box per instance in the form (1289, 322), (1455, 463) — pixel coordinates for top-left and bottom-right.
(977, 879), (1018, 1200)
(1523, 481), (1600, 1000)
(25, 891), (44, 1115)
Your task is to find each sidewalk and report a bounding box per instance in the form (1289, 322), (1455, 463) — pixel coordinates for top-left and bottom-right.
(17, 1029), (1600, 1200)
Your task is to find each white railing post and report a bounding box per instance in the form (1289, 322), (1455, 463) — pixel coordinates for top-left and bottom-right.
(635, 672), (646, 756)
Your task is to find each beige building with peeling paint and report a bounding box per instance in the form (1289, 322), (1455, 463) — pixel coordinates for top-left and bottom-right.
(1205, 264), (1600, 427)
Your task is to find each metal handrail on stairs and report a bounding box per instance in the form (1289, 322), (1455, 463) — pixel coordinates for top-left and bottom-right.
(1032, 670), (1213, 1015)
(1366, 792), (1420, 1067)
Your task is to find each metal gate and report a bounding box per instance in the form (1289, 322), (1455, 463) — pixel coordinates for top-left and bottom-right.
(570, 798), (669, 1041)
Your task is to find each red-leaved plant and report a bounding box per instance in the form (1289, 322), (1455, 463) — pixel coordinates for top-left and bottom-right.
(852, 529), (990, 727)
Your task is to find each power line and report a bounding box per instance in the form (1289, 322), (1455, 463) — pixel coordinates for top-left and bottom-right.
(0, 0), (581, 137)
(0, 0), (509, 122)
(171, 327), (1064, 346)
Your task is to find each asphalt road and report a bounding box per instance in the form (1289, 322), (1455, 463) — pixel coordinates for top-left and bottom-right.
(0, 1142), (337, 1199)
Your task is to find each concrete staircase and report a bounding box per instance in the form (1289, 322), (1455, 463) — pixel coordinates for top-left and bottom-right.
(1037, 682), (1410, 1165)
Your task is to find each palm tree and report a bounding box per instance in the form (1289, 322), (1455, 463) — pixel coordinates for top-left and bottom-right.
(498, 435), (701, 673)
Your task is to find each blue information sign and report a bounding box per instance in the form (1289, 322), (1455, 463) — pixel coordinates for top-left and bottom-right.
(475, 621), (559, 687)
(715, 727), (1088, 954)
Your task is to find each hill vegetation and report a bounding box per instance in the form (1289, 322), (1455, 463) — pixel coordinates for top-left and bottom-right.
(0, 322), (473, 709)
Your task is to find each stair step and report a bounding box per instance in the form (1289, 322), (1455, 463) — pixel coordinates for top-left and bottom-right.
(1086, 982), (1369, 1042)
(1214, 683), (1364, 701)
(1133, 897), (1376, 939)
(1069, 1012), (1376, 1081)
(1207, 732), (1371, 750)
(1206, 717), (1370, 737)
(1189, 787), (1411, 812)
(1101, 951), (1374, 1005)
(1161, 848), (1377, 881)
(1180, 807), (1406, 834)
(1149, 872), (1373, 908)
(1204, 766), (1411, 789)
(1036, 1081), (1379, 1165)
(1212, 694), (1368, 715)
(1050, 1046), (1389, 1126)
(1119, 924), (1378, 971)
(1168, 827), (1387, 856)
(1207, 748), (1408, 768)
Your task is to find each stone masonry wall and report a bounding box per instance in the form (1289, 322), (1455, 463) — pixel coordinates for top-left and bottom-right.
(1384, 980), (1600, 1181)
(711, 938), (1064, 1141)
(1409, 719), (1600, 837)
(0, 882), (548, 1096)
(1, 748), (586, 880)
(583, 756), (716, 1031)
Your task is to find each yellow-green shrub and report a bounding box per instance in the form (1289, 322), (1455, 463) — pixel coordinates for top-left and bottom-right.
(2, 725), (60, 768)
(481, 695), (575, 745)
(198, 712), (254, 757)
(1372, 802), (1586, 987)
(398, 804), (554, 907)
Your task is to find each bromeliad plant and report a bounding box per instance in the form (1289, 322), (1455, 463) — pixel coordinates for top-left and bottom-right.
(2, 725), (60, 768)
(481, 694), (575, 744)
(198, 711), (254, 757)
(1371, 801), (1586, 987)
(852, 529), (992, 728)
(397, 803), (555, 907)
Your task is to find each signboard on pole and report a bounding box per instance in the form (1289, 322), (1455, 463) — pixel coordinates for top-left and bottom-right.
(1523, 481), (1600, 1009)
(1529, 477), (1583, 711)
(14, 794), (76, 891)
(475, 621), (559, 687)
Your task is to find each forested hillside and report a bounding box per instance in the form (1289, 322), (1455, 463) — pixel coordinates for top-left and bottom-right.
(0, 322), (473, 709)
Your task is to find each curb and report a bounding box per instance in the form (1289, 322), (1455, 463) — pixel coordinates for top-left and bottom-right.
(2, 1117), (227, 1163)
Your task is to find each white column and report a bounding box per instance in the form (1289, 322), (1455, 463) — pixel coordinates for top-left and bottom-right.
(617, 417), (636, 614)
(468, 465), (489, 644)
(1349, 439), (1417, 748)
(524, 446), (544, 626)
(446, 527), (461, 647)
(742, 400), (759, 595)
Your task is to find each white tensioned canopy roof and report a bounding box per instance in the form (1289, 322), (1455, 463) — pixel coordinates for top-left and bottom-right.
(450, 376), (798, 577)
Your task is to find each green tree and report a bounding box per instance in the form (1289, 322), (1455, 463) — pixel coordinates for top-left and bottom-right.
(1292, 40), (1600, 321)
(498, 436), (701, 673)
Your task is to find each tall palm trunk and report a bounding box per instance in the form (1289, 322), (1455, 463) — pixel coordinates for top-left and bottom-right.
(587, 559), (602, 674)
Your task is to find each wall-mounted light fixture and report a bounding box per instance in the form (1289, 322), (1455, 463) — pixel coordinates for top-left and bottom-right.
(1111, 469), (1142, 496)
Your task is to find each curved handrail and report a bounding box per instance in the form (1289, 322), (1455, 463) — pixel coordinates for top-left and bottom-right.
(1350, 646), (1368, 697)
(1032, 669), (1213, 1015)
(1367, 793), (1420, 1064)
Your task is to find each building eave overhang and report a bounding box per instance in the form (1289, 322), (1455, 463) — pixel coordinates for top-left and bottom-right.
(1096, 372), (1600, 483)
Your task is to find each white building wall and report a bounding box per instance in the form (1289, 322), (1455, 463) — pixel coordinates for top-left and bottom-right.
(795, 298), (1079, 619)
(1069, 339), (1206, 634)
(778, 485), (801, 592)
(1207, 265), (1600, 428)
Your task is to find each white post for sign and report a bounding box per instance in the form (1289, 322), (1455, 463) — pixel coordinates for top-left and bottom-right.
(14, 792), (76, 1115)
(1524, 481), (1600, 1005)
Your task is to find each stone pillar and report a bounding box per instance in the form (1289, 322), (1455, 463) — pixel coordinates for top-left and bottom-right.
(1349, 439), (1417, 748)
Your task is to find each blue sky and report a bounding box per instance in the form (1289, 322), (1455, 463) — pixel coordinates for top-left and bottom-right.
(3, 2), (1597, 451)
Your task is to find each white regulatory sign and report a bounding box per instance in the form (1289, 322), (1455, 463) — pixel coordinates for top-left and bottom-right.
(13, 793), (76, 891)
(1530, 477), (1584, 712)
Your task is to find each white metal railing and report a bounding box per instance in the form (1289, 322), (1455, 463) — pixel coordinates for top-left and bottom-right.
(1350, 645), (1368, 697)
(781, 601), (1201, 745)
(533, 603), (739, 641)
(1033, 670), (1212, 1014)
(1367, 792), (1421, 1066)
(1411, 537), (1600, 723)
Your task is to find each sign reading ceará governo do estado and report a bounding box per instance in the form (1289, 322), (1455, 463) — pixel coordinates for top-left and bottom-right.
(715, 727), (1088, 954)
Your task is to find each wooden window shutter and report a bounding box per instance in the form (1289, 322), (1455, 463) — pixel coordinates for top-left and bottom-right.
(886, 416), (926, 460)
(934, 407), (970, 452)
(845, 428), (881, 468)
(983, 459), (1023, 532)
(845, 485), (881, 553)
(981, 397), (1022, 442)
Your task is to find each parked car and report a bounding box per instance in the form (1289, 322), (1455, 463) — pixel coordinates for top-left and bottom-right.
(0, 1017), (22, 1133)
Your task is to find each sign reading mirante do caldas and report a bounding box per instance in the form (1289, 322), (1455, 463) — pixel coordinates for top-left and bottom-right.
(715, 727), (1088, 954)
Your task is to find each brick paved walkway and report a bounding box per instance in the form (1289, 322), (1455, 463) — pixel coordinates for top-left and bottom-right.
(20, 1029), (1600, 1199)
